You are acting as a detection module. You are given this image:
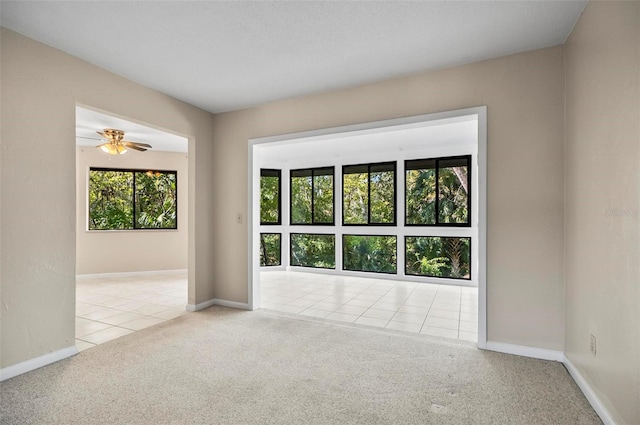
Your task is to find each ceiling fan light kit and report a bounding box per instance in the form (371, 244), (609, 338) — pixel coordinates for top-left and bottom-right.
(100, 144), (127, 155)
(96, 128), (152, 155)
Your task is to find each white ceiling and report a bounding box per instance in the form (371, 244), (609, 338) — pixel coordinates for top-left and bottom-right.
(76, 107), (188, 153)
(2, 1), (586, 114)
(257, 115), (477, 166)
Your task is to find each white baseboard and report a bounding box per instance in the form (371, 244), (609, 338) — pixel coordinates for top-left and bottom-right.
(260, 265), (286, 272)
(485, 341), (564, 362)
(0, 345), (78, 382)
(562, 355), (616, 425)
(212, 298), (251, 310)
(186, 298), (251, 312)
(186, 298), (216, 311)
(76, 269), (187, 279)
(485, 342), (614, 424)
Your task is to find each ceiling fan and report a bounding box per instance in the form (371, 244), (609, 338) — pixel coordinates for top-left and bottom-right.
(95, 128), (152, 155)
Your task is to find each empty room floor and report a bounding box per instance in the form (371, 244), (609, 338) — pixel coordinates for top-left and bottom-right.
(260, 271), (478, 342)
(75, 271), (187, 351)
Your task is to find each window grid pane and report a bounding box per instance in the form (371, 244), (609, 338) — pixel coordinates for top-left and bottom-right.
(290, 233), (335, 269)
(260, 233), (281, 266)
(260, 169), (281, 225)
(291, 175), (313, 224)
(405, 167), (436, 225)
(89, 170), (133, 230)
(343, 162), (395, 225)
(405, 236), (471, 280)
(405, 156), (470, 226)
(134, 171), (177, 229)
(437, 163), (468, 224)
(313, 174), (334, 224)
(343, 235), (397, 274)
(342, 172), (368, 224)
(290, 167), (334, 225)
(369, 170), (395, 224)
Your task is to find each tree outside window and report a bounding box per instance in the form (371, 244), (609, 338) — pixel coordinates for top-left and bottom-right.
(343, 235), (397, 273)
(89, 168), (177, 230)
(343, 162), (395, 225)
(290, 233), (335, 269)
(260, 233), (281, 266)
(260, 169), (281, 225)
(290, 167), (334, 225)
(258, 155), (472, 280)
(405, 236), (471, 280)
(405, 156), (470, 226)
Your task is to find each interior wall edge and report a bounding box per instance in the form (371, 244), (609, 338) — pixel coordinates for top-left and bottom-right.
(0, 346), (78, 382)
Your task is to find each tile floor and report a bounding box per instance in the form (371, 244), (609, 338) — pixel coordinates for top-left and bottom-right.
(76, 270), (477, 351)
(260, 271), (478, 342)
(75, 271), (188, 351)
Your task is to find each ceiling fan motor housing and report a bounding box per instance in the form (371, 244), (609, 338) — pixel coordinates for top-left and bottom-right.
(103, 128), (125, 141)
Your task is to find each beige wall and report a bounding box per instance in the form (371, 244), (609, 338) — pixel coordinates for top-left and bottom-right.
(564, 2), (640, 423)
(76, 147), (188, 274)
(213, 46), (566, 350)
(0, 28), (216, 369)
(1, 4), (637, 418)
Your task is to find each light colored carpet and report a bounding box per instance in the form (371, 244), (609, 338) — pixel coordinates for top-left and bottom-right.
(1, 307), (600, 424)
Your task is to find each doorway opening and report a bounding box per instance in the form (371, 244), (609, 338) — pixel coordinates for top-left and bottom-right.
(74, 105), (190, 350)
(248, 107), (487, 347)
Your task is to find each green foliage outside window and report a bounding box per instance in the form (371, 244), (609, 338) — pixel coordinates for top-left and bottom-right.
(438, 159), (469, 224)
(406, 165), (436, 225)
(258, 157), (472, 278)
(342, 172), (368, 224)
(291, 174), (312, 224)
(135, 172), (178, 229)
(343, 163), (395, 225)
(89, 170), (133, 230)
(343, 235), (397, 273)
(406, 157), (469, 225)
(370, 169), (395, 224)
(89, 168), (177, 230)
(313, 174), (334, 223)
(291, 233), (335, 269)
(291, 168), (333, 224)
(260, 233), (281, 266)
(405, 236), (470, 279)
(260, 169), (280, 224)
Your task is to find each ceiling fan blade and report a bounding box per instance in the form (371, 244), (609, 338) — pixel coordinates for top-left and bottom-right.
(125, 144), (147, 152)
(124, 140), (152, 148)
(96, 131), (107, 138)
(77, 136), (104, 141)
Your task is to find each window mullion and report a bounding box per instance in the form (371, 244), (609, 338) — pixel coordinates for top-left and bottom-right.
(132, 171), (137, 229)
(434, 159), (440, 226)
(367, 165), (371, 225)
(311, 170), (316, 225)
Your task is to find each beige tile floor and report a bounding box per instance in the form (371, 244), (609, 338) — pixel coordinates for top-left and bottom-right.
(260, 271), (478, 342)
(75, 271), (188, 351)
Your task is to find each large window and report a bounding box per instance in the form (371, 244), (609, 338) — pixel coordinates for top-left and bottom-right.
(260, 169), (281, 225)
(260, 233), (281, 266)
(290, 233), (335, 269)
(343, 162), (395, 225)
(290, 167), (334, 225)
(343, 235), (397, 274)
(260, 154), (474, 280)
(405, 236), (471, 280)
(89, 168), (177, 230)
(405, 156), (470, 226)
